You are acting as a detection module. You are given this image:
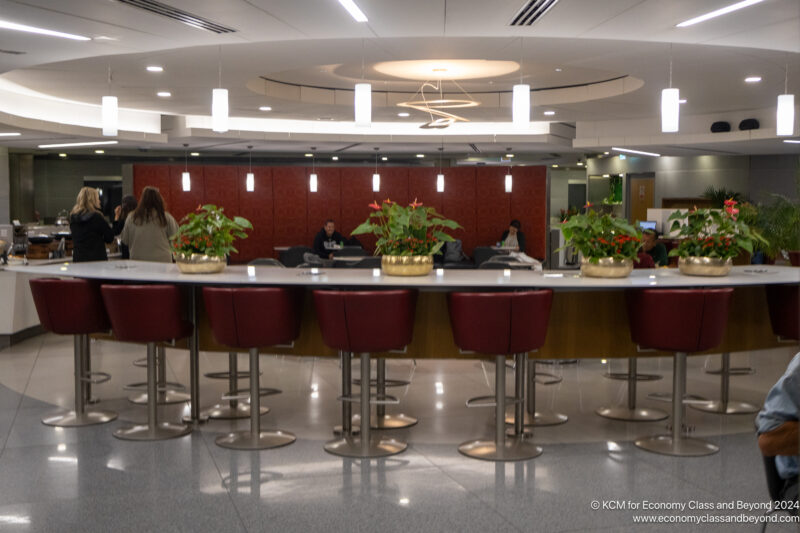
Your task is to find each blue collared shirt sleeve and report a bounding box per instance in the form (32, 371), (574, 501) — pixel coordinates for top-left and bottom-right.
(756, 353), (800, 435)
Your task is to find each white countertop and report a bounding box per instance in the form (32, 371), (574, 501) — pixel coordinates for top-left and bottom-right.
(6, 260), (799, 289)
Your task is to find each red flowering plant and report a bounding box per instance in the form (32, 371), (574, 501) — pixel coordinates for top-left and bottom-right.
(351, 198), (461, 256)
(171, 204), (252, 258)
(559, 203), (642, 262)
(667, 199), (766, 260)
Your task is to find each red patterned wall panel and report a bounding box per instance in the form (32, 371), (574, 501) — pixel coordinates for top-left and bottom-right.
(408, 167), (443, 213)
(511, 166), (548, 259)
(203, 165), (240, 214)
(339, 167), (377, 252)
(475, 167), (512, 249)
(306, 167), (341, 245)
(272, 167), (308, 247)
(442, 167), (477, 256)
(168, 165), (205, 223)
(235, 167), (273, 262)
(133, 165), (171, 210)
(378, 167), (409, 208)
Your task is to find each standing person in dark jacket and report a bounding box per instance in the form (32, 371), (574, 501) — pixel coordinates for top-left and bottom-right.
(499, 220), (526, 253)
(312, 219), (345, 259)
(69, 187), (114, 262)
(112, 195), (137, 259)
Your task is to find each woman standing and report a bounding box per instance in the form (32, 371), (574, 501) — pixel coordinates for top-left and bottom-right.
(120, 186), (178, 262)
(69, 187), (114, 262)
(112, 195), (138, 259)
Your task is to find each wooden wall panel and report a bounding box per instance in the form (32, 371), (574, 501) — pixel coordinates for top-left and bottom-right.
(235, 167), (273, 262)
(408, 167), (444, 213)
(442, 167), (477, 255)
(511, 166), (548, 259)
(306, 167), (341, 246)
(271, 167), (308, 247)
(475, 167), (512, 249)
(168, 165), (205, 223)
(133, 165), (171, 210)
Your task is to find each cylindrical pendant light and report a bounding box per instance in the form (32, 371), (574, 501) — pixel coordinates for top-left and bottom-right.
(212, 88), (228, 133)
(182, 144), (191, 192)
(372, 148), (380, 191)
(309, 150), (318, 192)
(101, 68), (118, 137)
(512, 85), (530, 128)
(777, 66), (794, 136)
(355, 83), (372, 126)
(245, 145), (254, 192)
(505, 172), (513, 193)
(436, 143), (445, 192)
(661, 88), (680, 133)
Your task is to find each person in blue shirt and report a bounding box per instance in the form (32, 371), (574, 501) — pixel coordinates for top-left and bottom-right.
(756, 352), (799, 506)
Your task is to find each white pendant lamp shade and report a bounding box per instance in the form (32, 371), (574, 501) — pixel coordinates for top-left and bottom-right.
(512, 84), (530, 128)
(505, 173), (513, 193)
(181, 171), (191, 192)
(776, 94), (795, 136)
(101, 96), (118, 137)
(372, 173), (380, 192)
(212, 88), (229, 132)
(309, 173), (318, 192)
(661, 88), (680, 133)
(354, 83), (372, 126)
(245, 172), (255, 192)
(436, 173), (445, 193)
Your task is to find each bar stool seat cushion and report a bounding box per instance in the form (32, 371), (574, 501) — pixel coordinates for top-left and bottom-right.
(447, 290), (553, 355)
(765, 284), (799, 341)
(626, 288), (733, 353)
(101, 284), (192, 343)
(313, 290), (416, 353)
(203, 287), (304, 348)
(30, 278), (110, 335)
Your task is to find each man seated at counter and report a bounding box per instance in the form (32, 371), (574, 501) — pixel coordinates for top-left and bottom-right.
(641, 229), (668, 267)
(756, 352), (799, 509)
(312, 219), (346, 259)
(499, 220), (526, 253)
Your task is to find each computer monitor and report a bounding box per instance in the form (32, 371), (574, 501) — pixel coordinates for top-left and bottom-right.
(638, 220), (657, 231)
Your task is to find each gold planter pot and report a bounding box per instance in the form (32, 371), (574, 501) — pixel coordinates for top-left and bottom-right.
(580, 257), (633, 278)
(678, 256), (732, 277)
(174, 253), (226, 274)
(381, 255), (434, 276)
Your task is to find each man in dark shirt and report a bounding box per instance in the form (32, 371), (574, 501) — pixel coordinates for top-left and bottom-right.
(641, 229), (668, 267)
(312, 219), (345, 259)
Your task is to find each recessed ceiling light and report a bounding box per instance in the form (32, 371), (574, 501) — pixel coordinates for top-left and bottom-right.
(552, 164), (559, 168)
(612, 147), (661, 157)
(0, 19), (90, 41)
(679, 99), (687, 104)
(304, 153), (313, 157)
(146, 66), (163, 72)
(416, 154), (425, 158)
(157, 91), (171, 98)
(94, 149), (104, 154)
(397, 112), (410, 117)
(744, 76), (762, 83)
(381, 156), (388, 161)
(602, 174), (610, 178)
(94, 36), (118, 41)
(259, 106), (272, 111)
(190, 152), (200, 156)
(336, 0), (368, 22)
(505, 153), (514, 158)
(603, 151), (610, 155)
(543, 110), (556, 116)
(676, 0), (765, 27)
(555, 68), (562, 72)
(58, 153), (67, 158)
(577, 162), (584, 166)
(331, 156), (339, 161)
(0, 132), (21, 137)
(39, 140), (118, 148)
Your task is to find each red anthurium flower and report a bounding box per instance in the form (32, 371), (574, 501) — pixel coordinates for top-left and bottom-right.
(369, 201), (381, 210)
(410, 198), (423, 208)
(383, 198), (393, 205)
(584, 202), (593, 209)
(723, 198), (737, 207)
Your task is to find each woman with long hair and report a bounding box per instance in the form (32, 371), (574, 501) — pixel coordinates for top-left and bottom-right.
(112, 194), (138, 259)
(120, 186), (178, 262)
(69, 187), (115, 262)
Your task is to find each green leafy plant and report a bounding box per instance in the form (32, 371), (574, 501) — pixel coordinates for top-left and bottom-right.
(668, 199), (766, 260)
(755, 193), (800, 258)
(702, 186), (743, 208)
(351, 198), (462, 256)
(171, 204), (252, 257)
(559, 204), (642, 262)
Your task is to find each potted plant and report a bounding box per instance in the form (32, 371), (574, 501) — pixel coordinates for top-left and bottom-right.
(351, 198), (461, 276)
(171, 204), (252, 274)
(559, 204), (642, 278)
(667, 199), (766, 276)
(755, 192), (800, 266)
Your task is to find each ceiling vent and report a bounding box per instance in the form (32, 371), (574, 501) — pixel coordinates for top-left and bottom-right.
(468, 143), (481, 153)
(0, 49), (26, 55)
(115, 0), (237, 34)
(509, 0), (559, 26)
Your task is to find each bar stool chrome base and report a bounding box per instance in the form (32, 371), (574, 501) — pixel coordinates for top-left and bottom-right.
(128, 390), (191, 405)
(705, 367), (753, 376)
(42, 410), (117, 427)
(595, 406), (668, 422)
(635, 435), (718, 457)
(333, 424), (360, 436)
(324, 435), (407, 458)
(458, 437), (542, 462)
(216, 430), (296, 451)
(533, 372), (562, 385)
(352, 413), (418, 430)
(504, 407), (568, 427)
(690, 400), (759, 415)
(604, 372), (661, 381)
(201, 403), (269, 420)
(114, 421), (192, 441)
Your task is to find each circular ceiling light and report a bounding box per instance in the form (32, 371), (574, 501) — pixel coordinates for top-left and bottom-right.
(259, 106), (272, 111)
(373, 59), (519, 81)
(744, 76), (762, 83)
(157, 91), (171, 98)
(146, 66), (163, 72)
(397, 112), (410, 117)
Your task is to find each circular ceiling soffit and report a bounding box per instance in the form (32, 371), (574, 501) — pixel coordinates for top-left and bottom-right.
(373, 59), (520, 81)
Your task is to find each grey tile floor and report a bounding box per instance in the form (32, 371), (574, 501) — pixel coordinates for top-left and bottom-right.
(0, 335), (797, 532)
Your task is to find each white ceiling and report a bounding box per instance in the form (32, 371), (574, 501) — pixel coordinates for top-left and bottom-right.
(0, 0), (797, 157)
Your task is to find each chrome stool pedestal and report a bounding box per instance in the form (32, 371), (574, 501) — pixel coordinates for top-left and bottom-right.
(42, 334), (117, 427)
(505, 358), (568, 428)
(691, 352), (759, 415)
(596, 357), (668, 422)
(603, 356), (662, 382)
(353, 358), (417, 429)
(200, 352), (270, 420)
(127, 345), (190, 405)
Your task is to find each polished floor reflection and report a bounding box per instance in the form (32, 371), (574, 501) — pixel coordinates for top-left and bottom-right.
(0, 334), (796, 532)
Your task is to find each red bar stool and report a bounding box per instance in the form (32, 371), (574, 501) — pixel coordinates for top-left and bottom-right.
(29, 278), (117, 427)
(448, 290), (552, 461)
(314, 290), (415, 458)
(765, 284), (800, 342)
(101, 284), (193, 441)
(627, 288), (733, 457)
(203, 287), (302, 450)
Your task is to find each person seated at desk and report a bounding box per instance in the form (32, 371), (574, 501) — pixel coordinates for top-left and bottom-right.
(312, 219), (346, 259)
(757, 352), (799, 508)
(499, 220), (526, 253)
(641, 229), (668, 267)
